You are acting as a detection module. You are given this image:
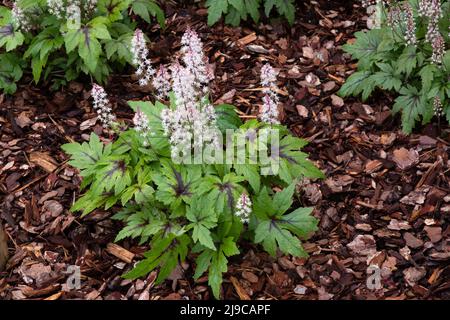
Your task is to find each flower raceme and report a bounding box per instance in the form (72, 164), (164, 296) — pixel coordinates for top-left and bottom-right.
(367, 0), (447, 65)
(152, 65), (171, 100)
(180, 28), (214, 96)
(91, 84), (116, 129)
(235, 193), (252, 224)
(131, 29), (155, 86)
(260, 64), (280, 124)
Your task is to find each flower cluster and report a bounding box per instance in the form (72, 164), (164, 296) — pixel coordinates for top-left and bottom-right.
(366, 3), (382, 30)
(235, 193), (252, 224)
(11, 2), (31, 32)
(83, 0), (97, 14)
(66, 2), (81, 28)
(260, 64), (280, 124)
(91, 84), (116, 129)
(387, 3), (417, 46)
(46, 0), (65, 19)
(133, 108), (152, 145)
(433, 96), (444, 117)
(403, 3), (416, 46)
(152, 65), (171, 100)
(161, 61), (219, 160)
(46, 0), (97, 20)
(419, 0), (443, 43)
(131, 29), (155, 86)
(180, 28), (214, 96)
(431, 34), (445, 64)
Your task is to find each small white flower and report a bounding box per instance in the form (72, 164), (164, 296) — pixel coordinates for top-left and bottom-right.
(433, 96), (444, 117)
(66, 2), (81, 29)
(261, 64), (278, 89)
(152, 65), (171, 100)
(235, 193), (252, 224)
(261, 95), (279, 125)
(47, 0), (65, 19)
(431, 34), (445, 65)
(131, 29), (155, 86)
(83, 0), (97, 13)
(91, 84), (116, 128)
(260, 64), (280, 124)
(181, 28), (213, 95)
(11, 2), (30, 32)
(133, 108), (153, 145)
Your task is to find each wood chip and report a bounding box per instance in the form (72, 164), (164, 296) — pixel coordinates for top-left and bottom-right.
(29, 152), (58, 173)
(0, 223), (8, 271)
(392, 148), (419, 170)
(230, 276), (251, 300)
(237, 33), (257, 46)
(106, 243), (135, 264)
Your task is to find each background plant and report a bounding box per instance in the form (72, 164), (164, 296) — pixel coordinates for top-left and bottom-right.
(205, 0), (296, 26)
(0, 0), (165, 93)
(62, 29), (324, 299)
(339, 0), (450, 133)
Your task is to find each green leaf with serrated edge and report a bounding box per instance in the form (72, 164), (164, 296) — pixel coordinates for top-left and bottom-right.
(244, 0), (260, 22)
(187, 197), (218, 250)
(234, 164), (260, 193)
(193, 237), (239, 299)
(206, 0), (228, 25)
(215, 104), (243, 132)
(343, 29), (385, 61)
(272, 182), (295, 215)
(279, 207), (318, 238)
(338, 71), (374, 99)
(275, 0), (295, 24)
(392, 85), (427, 134)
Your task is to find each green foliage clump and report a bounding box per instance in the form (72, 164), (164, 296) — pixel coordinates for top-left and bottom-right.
(339, 0), (450, 133)
(206, 0), (296, 26)
(0, 0), (164, 93)
(62, 99), (324, 299)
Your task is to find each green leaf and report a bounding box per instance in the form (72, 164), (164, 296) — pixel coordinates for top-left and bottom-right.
(274, 0), (295, 25)
(193, 237), (239, 299)
(343, 29), (385, 61)
(0, 53), (23, 94)
(131, 0), (166, 28)
(338, 71), (374, 100)
(215, 104), (243, 133)
(279, 207), (317, 238)
(229, 0), (244, 12)
(264, 0), (276, 16)
(392, 86), (427, 134)
(419, 64), (437, 92)
(244, 0), (260, 23)
(397, 46), (420, 76)
(61, 133), (110, 177)
(206, 0), (229, 25)
(123, 234), (190, 283)
(272, 182), (295, 215)
(187, 197), (218, 250)
(370, 63), (402, 92)
(234, 164), (260, 193)
(254, 220), (306, 257)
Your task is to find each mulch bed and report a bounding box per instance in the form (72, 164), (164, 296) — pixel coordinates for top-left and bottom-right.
(0, 0), (449, 300)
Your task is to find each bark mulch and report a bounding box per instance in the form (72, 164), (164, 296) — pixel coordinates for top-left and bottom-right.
(0, 0), (448, 300)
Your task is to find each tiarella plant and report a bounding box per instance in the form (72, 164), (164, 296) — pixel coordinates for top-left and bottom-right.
(0, 0), (164, 93)
(205, 0), (296, 26)
(339, 0), (450, 133)
(62, 29), (324, 299)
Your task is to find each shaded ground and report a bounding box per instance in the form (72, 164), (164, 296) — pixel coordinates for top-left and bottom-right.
(0, 1), (449, 300)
